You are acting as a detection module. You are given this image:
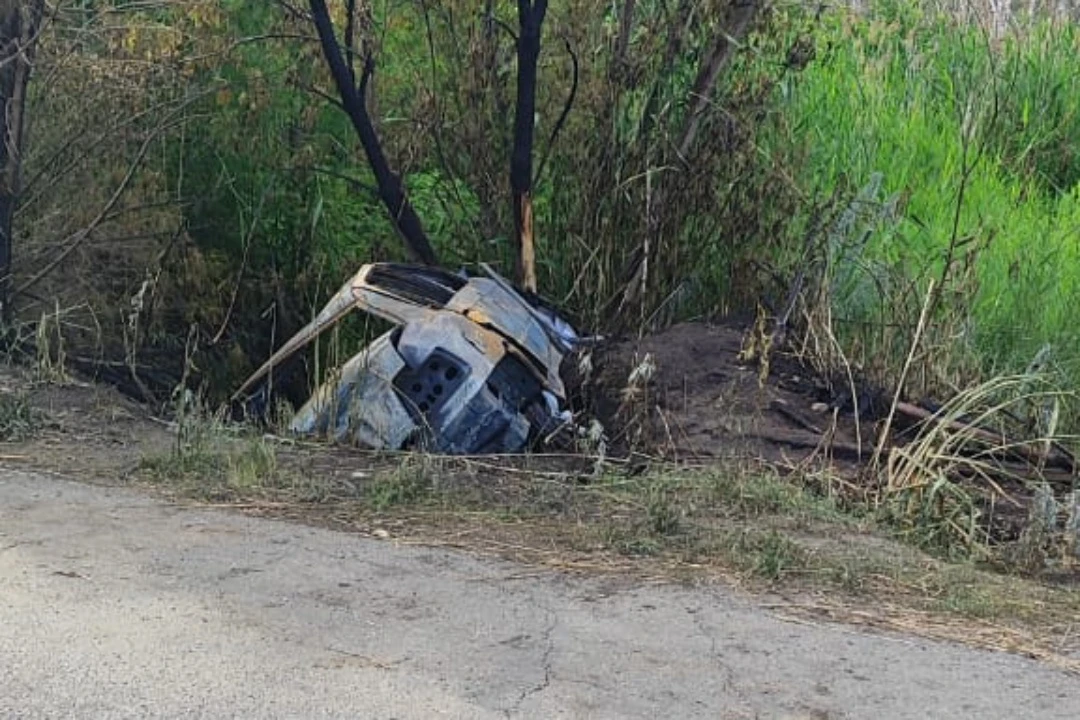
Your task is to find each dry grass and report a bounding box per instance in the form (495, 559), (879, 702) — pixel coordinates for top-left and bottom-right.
(880, 374), (1077, 557)
(121, 414), (1080, 668)
(237, 452), (1080, 671)
(1, 367), (1077, 671)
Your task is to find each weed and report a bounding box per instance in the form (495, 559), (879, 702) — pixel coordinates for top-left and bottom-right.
(226, 436), (278, 491)
(140, 390), (284, 500)
(645, 480), (683, 536)
(880, 476), (984, 559)
(827, 559), (873, 594)
(879, 373), (1076, 562)
(0, 391), (40, 441)
(618, 534), (665, 557)
(368, 456), (437, 511)
(33, 303), (71, 385)
(934, 581), (998, 619)
(139, 443), (224, 488)
(141, 429), (284, 500)
(701, 468), (850, 526)
(730, 528), (809, 581)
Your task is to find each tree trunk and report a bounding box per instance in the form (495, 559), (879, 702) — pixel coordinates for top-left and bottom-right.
(0, 0), (41, 323)
(510, 0), (547, 293)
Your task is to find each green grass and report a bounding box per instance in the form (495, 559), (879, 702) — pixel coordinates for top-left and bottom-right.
(367, 456), (438, 510)
(580, 467), (865, 569)
(762, 7), (1080, 404)
(0, 391), (40, 441)
(139, 411), (286, 501)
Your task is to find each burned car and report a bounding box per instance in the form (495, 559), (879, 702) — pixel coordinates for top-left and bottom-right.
(234, 263), (581, 454)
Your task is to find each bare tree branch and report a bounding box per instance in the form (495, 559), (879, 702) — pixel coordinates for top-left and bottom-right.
(0, 0), (46, 321)
(312, 166), (380, 198)
(308, 0), (437, 265)
(21, 92), (201, 206)
(15, 116), (169, 297)
(534, 37), (577, 188)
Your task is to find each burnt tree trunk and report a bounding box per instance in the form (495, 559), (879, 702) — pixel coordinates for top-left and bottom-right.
(511, 0), (547, 293)
(308, 0), (437, 266)
(0, 0), (41, 323)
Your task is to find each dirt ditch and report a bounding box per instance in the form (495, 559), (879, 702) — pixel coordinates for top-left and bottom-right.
(2, 318), (1077, 555)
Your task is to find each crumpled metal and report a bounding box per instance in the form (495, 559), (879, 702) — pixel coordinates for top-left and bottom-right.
(235, 263), (582, 454)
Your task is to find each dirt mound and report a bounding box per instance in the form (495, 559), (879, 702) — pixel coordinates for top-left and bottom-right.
(583, 321), (1080, 550)
(587, 321), (871, 469)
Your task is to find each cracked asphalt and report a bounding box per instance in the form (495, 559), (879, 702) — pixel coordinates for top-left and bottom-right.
(2, 470), (1079, 719)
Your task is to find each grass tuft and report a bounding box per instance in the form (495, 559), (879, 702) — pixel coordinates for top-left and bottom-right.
(139, 404), (283, 501)
(0, 391), (40, 441)
(368, 455), (439, 511)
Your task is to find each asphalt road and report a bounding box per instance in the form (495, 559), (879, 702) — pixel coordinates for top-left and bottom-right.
(1, 469), (1077, 719)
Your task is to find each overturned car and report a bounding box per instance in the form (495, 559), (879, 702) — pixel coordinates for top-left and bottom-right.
(234, 263), (582, 454)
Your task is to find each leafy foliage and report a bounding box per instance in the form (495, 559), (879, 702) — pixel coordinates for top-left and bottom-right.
(761, 6), (1080, 402)
(15, 0), (1080, 437)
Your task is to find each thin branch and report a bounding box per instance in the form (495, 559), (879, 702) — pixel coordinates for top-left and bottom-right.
(872, 280), (936, 469)
(179, 32), (324, 68)
(276, 0), (312, 23)
(13, 88), (203, 296)
(311, 165), (379, 197)
(676, 0), (759, 160)
(211, 186), (271, 344)
(298, 82), (346, 111)
(21, 91), (208, 198)
(533, 36), (578, 187)
(418, 0), (476, 231)
(0, 0), (53, 73)
(490, 15), (518, 43)
(15, 127), (158, 297)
